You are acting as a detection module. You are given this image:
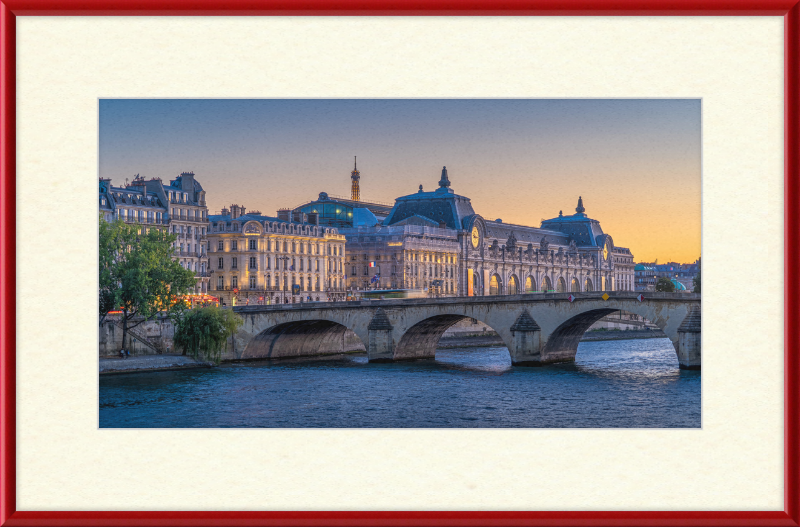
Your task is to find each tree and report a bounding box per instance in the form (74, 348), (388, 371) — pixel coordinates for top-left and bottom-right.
(693, 258), (701, 293)
(655, 276), (675, 292)
(173, 307), (243, 364)
(99, 216), (197, 350)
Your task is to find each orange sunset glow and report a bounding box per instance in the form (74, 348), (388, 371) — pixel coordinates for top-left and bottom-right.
(100, 99), (701, 264)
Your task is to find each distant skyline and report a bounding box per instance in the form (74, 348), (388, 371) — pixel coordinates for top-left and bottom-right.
(99, 99), (701, 263)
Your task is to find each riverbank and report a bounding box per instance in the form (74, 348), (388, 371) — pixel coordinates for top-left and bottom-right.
(100, 355), (214, 375)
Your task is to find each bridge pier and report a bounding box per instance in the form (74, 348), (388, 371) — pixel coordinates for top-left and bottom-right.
(676, 305), (701, 370)
(508, 310), (544, 366)
(367, 308), (395, 362)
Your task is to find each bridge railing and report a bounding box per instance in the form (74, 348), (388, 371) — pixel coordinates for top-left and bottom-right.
(231, 291), (700, 313)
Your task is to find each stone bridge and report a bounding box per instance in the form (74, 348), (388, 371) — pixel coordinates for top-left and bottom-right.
(230, 292), (701, 369)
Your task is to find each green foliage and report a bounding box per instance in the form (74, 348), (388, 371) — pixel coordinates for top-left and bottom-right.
(99, 216), (197, 346)
(693, 258), (701, 293)
(655, 276), (676, 293)
(173, 307), (244, 364)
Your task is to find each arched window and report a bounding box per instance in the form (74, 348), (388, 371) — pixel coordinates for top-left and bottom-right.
(525, 276), (535, 293)
(490, 274), (501, 295)
(508, 275), (519, 295)
(541, 276), (552, 292)
(556, 277), (566, 293)
(571, 278), (580, 292)
(585, 278), (593, 292)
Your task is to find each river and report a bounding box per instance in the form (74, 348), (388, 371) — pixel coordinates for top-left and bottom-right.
(99, 338), (700, 428)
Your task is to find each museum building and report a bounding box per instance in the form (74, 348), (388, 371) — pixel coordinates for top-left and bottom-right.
(377, 167), (636, 296)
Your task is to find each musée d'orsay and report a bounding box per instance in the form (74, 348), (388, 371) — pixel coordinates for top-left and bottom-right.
(292, 161), (635, 298)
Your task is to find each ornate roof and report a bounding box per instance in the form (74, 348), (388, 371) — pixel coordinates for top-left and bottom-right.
(383, 167), (476, 230)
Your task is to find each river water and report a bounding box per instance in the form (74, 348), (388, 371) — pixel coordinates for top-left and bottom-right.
(99, 338), (700, 428)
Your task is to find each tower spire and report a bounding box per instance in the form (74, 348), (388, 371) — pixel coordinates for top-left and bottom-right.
(576, 196), (585, 214)
(350, 156), (361, 202)
(439, 166), (451, 188)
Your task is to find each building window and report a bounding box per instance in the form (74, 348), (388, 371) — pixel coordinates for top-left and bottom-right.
(232, 257), (238, 269)
(232, 276), (238, 288)
(232, 240), (238, 251)
(249, 257), (256, 269)
(250, 276), (257, 288)
(218, 257), (224, 269)
(249, 239), (256, 250)
(217, 276), (223, 289)
(218, 240), (223, 250)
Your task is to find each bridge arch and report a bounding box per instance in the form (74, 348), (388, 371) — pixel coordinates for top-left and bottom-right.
(541, 306), (674, 365)
(392, 313), (510, 362)
(240, 318), (366, 360)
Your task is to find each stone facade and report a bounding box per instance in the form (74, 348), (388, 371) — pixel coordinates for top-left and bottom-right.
(99, 172), (210, 294)
(207, 205), (347, 306)
(228, 292), (701, 369)
(379, 167), (635, 297)
(340, 225), (460, 293)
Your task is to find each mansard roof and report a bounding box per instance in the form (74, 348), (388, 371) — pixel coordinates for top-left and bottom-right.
(540, 197), (606, 247)
(482, 220), (571, 247)
(168, 173), (204, 192)
(295, 193), (393, 218)
(383, 168), (476, 230)
(209, 212), (284, 224)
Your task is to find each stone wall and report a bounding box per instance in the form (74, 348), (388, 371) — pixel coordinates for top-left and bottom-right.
(99, 315), (175, 357)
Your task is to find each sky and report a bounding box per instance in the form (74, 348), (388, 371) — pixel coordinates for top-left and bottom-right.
(99, 99), (701, 263)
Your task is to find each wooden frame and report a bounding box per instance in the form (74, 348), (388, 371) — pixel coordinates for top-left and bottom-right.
(1, 2), (798, 525)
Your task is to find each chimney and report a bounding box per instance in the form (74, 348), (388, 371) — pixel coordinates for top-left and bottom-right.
(180, 171), (195, 195)
(230, 204), (246, 219)
(277, 209), (290, 222)
(221, 207), (229, 216)
(292, 211), (305, 223)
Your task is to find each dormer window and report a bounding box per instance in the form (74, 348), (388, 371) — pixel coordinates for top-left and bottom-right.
(101, 197), (106, 206)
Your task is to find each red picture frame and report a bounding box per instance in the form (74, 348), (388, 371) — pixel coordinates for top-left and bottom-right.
(1, 2), (798, 525)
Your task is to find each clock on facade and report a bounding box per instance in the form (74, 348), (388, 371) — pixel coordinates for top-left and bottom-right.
(471, 226), (480, 248)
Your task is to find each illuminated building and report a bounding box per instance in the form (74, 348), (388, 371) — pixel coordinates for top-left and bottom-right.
(98, 172), (210, 294)
(207, 204), (346, 305)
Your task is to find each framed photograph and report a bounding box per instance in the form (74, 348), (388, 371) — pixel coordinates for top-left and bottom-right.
(1, 1), (798, 525)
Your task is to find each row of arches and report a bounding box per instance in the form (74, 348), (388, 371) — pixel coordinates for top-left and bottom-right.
(486, 274), (595, 295)
(240, 307), (680, 366)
